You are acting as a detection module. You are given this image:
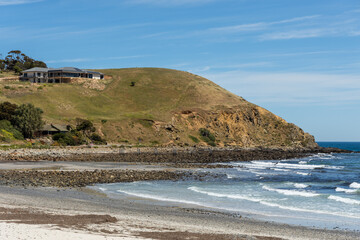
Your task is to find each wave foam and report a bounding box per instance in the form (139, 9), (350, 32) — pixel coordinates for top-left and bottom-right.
(188, 187), (263, 202)
(246, 161), (342, 170)
(350, 182), (360, 189)
(296, 172), (310, 176)
(262, 186), (320, 197)
(328, 195), (360, 205)
(116, 190), (203, 206)
(294, 183), (309, 189)
(335, 187), (358, 194)
(188, 187), (360, 219)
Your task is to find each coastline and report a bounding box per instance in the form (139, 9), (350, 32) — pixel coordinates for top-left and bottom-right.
(0, 185), (359, 240)
(0, 146), (358, 239)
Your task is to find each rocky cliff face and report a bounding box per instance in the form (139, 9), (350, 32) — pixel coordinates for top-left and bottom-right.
(99, 104), (317, 149)
(169, 105), (317, 148)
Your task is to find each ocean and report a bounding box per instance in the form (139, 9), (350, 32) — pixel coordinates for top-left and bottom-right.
(92, 142), (360, 231)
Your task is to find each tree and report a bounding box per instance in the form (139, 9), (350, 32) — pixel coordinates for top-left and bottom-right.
(0, 60), (5, 72)
(0, 102), (18, 124)
(14, 103), (44, 138)
(3, 50), (47, 73)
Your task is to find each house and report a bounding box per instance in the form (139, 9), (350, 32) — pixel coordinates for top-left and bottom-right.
(37, 124), (69, 136)
(20, 67), (104, 83)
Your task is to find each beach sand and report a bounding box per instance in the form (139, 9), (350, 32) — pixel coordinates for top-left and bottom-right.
(0, 185), (359, 240)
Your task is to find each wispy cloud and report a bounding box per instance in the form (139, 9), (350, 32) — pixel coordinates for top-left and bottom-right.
(0, 23), (152, 40)
(260, 29), (328, 40)
(0, 0), (42, 6)
(204, 71), (360, 106)
(209, 15), (320, 33)
(142, 15), (322, 40)
(47, 55), (149, 64)
(124, 0), (217, 7)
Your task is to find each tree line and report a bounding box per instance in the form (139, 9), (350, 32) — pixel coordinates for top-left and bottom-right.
(0, 101), (106, 145)
(0, 50), (47, 74)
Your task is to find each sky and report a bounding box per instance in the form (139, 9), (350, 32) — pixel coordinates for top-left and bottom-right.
(0, 0), (359, 141)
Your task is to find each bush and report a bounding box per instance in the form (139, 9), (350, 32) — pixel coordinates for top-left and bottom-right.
(52, 132), (84, 146)
(90, 133), (107, 145)
(188, 135), (200, 143)
(76, 118), (95, 133)
(0, 102), (18, 124)
(0, 120), (23, 140)
(199, 128), (216, 146)
(13, 103), (43, 138)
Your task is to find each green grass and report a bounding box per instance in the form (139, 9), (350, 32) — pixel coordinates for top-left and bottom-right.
(188, 135), (200, 143)
(2, 68), (243, 122)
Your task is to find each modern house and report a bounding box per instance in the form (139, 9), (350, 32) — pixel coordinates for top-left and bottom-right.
(20, 67), (104, 83)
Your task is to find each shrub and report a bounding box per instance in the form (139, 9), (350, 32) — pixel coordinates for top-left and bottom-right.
(0, 102), (18, 124)
(0, 120), (23, 140)
(90, 133), (107, 145)
(139, 119), (153, 128)
(101, 119), (107, 124)
(188, 135), (200, 143)
(199, 128), (216, 146)
(13, 103), (43, 138)
(4, 86), (11, 89)
(52, 132), (84, 146)
(76, 118), (95, 132)
(130, 81), (136, 87)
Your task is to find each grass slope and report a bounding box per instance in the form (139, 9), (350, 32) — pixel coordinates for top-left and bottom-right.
(2, 68), (245, 122)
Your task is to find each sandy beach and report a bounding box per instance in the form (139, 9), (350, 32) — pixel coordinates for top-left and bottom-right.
(0, 157), (359, 240)
(0, 184), (359, 240)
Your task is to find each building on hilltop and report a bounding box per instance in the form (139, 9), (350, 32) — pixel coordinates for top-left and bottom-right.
(20, 67), (104, 83)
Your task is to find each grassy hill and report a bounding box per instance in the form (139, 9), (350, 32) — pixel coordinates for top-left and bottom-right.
(0, 68), (317, 148)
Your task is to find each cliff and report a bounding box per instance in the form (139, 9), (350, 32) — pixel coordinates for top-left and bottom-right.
(0, 68), (317, 148)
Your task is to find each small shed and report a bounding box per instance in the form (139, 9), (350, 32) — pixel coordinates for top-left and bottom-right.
(38, 124), (69, 136)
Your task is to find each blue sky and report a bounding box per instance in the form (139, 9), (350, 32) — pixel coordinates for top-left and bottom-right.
(1, 0), (359, 141)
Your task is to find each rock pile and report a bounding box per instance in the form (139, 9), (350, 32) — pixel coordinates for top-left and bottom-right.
(0, 170), (185, 188)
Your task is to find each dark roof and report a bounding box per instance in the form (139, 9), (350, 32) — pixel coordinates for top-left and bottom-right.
(50, 67), (84, 73)
(40, 124), (68, 132)
(22, 67), (54, 73)
(22, 67), (103, 75)
(85, 70), (104, 74)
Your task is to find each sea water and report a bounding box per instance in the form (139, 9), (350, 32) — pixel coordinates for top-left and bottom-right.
(92, 142), (360, 231)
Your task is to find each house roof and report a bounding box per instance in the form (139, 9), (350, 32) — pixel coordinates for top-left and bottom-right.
(40, 124), (69, 132)
(22, 67), (54, 73)
(22, 67), (103, 75)
(50, 67), (85, 73)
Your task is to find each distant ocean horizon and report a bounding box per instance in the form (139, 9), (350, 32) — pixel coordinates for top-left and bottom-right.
(317, 142), (360, 151)
(93, 142), (360, 231)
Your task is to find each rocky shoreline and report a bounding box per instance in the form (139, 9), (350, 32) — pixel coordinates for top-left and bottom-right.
(0, 146), (351, 163)
(0, 169), (189, 188)
(0, 146), (352, 188)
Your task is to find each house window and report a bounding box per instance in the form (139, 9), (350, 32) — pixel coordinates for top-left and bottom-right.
(24, 73), (28, 77)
